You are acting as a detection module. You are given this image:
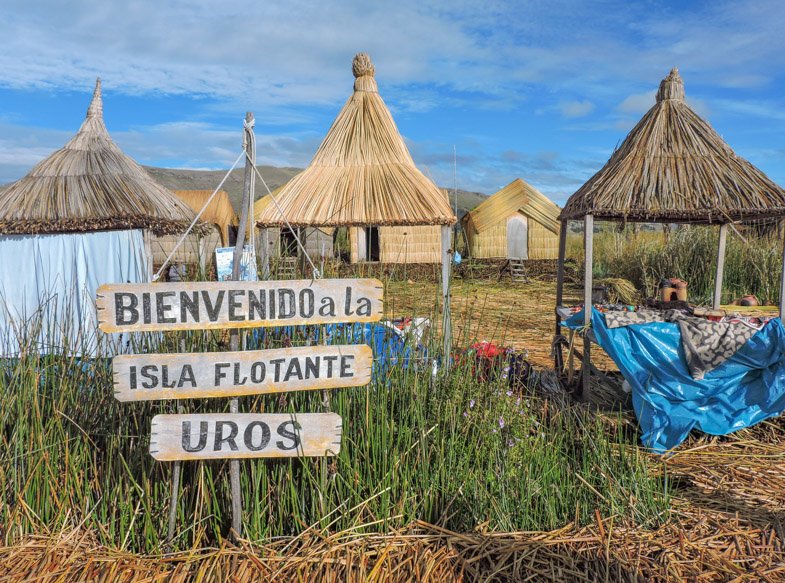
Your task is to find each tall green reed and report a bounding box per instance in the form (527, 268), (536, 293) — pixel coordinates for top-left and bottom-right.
(1, 278), (668, 553)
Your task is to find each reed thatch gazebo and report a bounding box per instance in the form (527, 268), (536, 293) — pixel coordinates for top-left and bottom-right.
(254, 53), (456, 264)
(555, 68), (785, 393)
(0, 78), (198, 354)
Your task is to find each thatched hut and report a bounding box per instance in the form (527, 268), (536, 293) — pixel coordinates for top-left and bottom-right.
(555, 68), (785, 393)
(253, 192), (334, 259)
(0, 79), (197, 354)
(152, 189), (238, 269)
(254, 53), (456, 265)
(461, 178), (561, 260)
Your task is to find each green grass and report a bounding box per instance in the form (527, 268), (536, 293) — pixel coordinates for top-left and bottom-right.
(567, 225), (783, 306)
(0, 285), (668, 553)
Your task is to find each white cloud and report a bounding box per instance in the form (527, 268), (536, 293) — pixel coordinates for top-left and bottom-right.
(618, 91), (655, 115)
(559, 100), (595, 118)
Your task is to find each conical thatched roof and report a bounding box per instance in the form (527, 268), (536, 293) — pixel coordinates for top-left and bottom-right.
(560, 69), (785, 223)
(255, 53), (456, 228)
(0, 79), (198, 235)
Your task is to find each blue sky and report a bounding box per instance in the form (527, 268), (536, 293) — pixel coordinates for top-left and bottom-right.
(2, 0), (785, 205)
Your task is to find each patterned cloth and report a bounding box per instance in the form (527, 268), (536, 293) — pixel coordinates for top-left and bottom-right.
(604, 309), (758, 380)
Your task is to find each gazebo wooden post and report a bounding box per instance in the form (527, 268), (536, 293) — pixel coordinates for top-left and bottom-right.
(582, 214), (594, 398)
(779, 233), (785, 319)
(441, 225), (452, 371)
(554, 220), (568, 372)
(260, 228), (270, 279)
(713, 223), (729, 310)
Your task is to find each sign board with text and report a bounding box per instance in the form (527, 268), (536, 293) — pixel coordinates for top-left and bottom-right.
(113, 344), (372, 401)
(149, 413), (342, 461)
(97, 278), (384, 333)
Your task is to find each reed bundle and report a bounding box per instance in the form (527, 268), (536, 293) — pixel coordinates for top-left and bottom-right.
(0, 79), (198, 236)
(561, 69), (785, 224)
(598, 277), (639, 305)
(255, 54), (455, 228)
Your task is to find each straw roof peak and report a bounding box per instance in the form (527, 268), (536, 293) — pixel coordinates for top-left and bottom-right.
(656, 68), (684, 103)
(352, 53), (375, 78)
(352, 53), (378, 93)
(87, 77), (103, 118)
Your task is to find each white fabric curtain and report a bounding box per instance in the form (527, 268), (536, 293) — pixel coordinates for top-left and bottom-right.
(0, 229), (147, 356)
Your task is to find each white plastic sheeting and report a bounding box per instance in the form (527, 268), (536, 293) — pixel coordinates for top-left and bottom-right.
(0, 230), (148, 356)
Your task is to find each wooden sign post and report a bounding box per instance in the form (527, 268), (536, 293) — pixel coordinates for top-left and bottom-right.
(98, 277), (382, 543)
(113, 344), (372, 401)
(97, 279), (384, 333)
(150, 413), (342, 461)
(100, 116), (384, 544)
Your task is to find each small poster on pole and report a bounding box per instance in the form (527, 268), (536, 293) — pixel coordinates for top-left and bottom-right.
(216, 245), (257, 281)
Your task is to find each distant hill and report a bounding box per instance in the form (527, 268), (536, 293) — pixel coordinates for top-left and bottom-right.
(1, 165), (489, 218)
(144, 165), (487, 218)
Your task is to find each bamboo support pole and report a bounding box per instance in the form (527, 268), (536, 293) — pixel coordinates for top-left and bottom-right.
(713, 223), (728, 310)
(441, 225), (452, 370)
(582, 215), (594, 399)
(554, 220), (568, 372)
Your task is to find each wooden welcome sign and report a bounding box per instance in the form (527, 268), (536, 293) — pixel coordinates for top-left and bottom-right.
(113, 344), (372, 401)
(150, 413), (342, 461)
(97, 278), (384, 332)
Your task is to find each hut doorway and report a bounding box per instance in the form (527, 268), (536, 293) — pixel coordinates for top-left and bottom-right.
(280, 228), (298, 257)
(357, 227), (380, 261)
(507, 215), (528, 259)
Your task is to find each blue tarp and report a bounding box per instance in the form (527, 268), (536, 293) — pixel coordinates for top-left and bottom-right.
(252, 322), (419, 381)
(565, 309), (785, 452)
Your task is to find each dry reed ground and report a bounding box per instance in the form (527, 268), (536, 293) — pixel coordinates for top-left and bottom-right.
(385, 277), (616, 368)
(2, 278), (785, 581)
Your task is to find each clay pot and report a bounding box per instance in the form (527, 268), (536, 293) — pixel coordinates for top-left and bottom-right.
(740, 295), (759, 307)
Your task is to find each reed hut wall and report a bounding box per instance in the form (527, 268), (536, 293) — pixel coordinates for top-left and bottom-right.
(257, 227), (334, 259)
(348, 225), (441, 263)
(151, 225), (222, 268)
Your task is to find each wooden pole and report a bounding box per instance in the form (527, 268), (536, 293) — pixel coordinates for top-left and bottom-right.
(554, 220), (568, 372)
(441, 225), (452, 370)
(713, 223), (728, 310)
(261, 228), (270, 279)
(198, 237), (206, 279)
(166, 337), (187, 548)
(226, 111), (255, 539)
(582, 214), (594, 399)
(143, 229), (153, 282)
(779, 233), (785, 319)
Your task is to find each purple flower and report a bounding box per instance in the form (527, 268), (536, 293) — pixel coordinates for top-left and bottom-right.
(507, 438), (516, 447)
(463, 411), (468, 417)
(498, 417), (505, 429)
(469, 399), (475, 409)
(506, 390), (513, 397)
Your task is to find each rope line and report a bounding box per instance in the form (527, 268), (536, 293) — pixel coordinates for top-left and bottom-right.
(153, 150), (246, 281)
(248, 158), (321, 279)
